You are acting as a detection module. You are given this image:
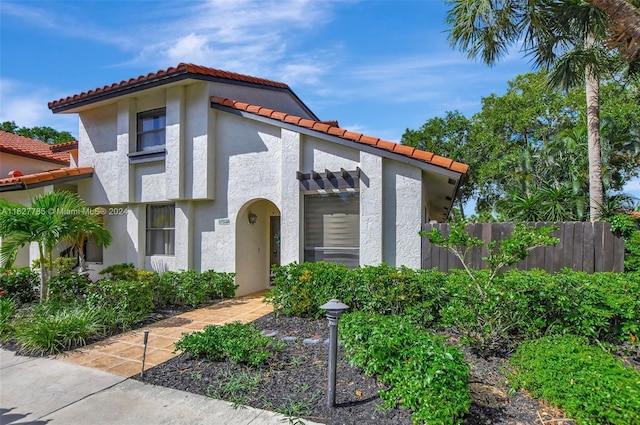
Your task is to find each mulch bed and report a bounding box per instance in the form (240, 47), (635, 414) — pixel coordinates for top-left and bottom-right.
(136, 313), (571, 424)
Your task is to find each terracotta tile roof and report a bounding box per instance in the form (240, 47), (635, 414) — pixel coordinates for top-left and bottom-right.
(211, 97), (469, 174)
(0, 131), (69, 164)
(50, 140), (79, 152)
(49, 63), (290, 111)
(0, 167), (94, 190)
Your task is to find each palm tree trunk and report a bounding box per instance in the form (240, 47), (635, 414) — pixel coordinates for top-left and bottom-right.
(585, 58), (604, 222)
(38, 244), (47, 301)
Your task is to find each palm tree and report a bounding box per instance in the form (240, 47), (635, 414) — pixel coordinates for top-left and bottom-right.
(446, 0), (613, 221)
(0, 191), (111, 300)
(62, 210), (112, 273)
(585, 0), (640, 61)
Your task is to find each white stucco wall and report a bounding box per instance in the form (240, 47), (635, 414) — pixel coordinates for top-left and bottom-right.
(382, 160), (423, 268)
(71, 78), (433, 292)
(0, 154), (63, 178)
(359, 151), (383, 265)
(78, 104), (119, 205)
(208, 83), (313, 118)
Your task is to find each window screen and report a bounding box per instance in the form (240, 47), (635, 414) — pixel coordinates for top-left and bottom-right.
(146, 204), (175, 255)
(137, 108), (166, 151)
(304, 192), (359, 268)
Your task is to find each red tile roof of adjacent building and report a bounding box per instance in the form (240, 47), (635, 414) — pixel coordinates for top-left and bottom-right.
(0, 131), (70, 164)
(0, 167), (94, 189)
(50, 140), (79, 152)
(48, 63), (291, 110)
(211, 97), (469, 174)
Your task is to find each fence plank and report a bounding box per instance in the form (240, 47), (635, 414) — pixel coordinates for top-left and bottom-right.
(420, 221), (623, 274)
(582, 222), (595, 273)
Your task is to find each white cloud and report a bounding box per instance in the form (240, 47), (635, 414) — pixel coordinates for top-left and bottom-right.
(0, 79), (77, 136)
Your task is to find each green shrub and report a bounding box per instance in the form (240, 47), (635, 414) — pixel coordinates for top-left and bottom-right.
(435, 269), (640, 353)
(174, 321), (284, 366)
(98, 263), (138, 281)
(0, 296), (16, 338)
(199, 270), (237, 299)
(340, 312), (470, 424)
(350, 265), (446, 315)
(509, 335), (640, 424)
(266, 262), (351, 318)
(0, 268), (38, 304)
(266, 263), (446, 319)
(48, 272), (91, 304)
(13, 302), (105, 354)
(157, 270), (237, 308)
(86, 279), (154, 325)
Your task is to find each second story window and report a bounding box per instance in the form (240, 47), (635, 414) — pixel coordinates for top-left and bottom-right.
(137, 108), (166, 151)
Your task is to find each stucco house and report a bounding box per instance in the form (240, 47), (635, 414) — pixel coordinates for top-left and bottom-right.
(0, 131), (94, 266)
(7, 63), (468, 295)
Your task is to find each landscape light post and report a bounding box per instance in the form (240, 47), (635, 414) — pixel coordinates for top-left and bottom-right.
(319, 299), (349, 408)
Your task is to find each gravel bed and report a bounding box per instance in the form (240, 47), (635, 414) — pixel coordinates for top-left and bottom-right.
(136, 313), (570, 424)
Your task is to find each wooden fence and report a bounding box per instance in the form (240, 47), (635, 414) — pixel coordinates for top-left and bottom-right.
(421, 222), (625, 273)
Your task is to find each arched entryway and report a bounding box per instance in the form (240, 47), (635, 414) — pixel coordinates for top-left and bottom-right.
(235, 199), (281, 296)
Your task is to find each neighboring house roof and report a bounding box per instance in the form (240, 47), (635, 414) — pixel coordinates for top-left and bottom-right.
(48, 63), (317, 118)
(210, 97), (469, 175)
(0, 131), (70, 165)
(0, 167), (94, 192)
(50, 140), (79, 153)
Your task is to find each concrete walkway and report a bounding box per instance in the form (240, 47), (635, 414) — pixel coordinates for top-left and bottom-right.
(56, 292), (273, 377)
(0, 292), (323, 424)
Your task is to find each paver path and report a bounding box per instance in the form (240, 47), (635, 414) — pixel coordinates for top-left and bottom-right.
(55, 291), (272, 377)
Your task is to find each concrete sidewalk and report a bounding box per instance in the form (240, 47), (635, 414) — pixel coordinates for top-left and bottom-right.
(0, 348), (322, 425)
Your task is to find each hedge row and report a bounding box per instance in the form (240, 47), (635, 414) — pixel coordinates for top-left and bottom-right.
(266, 263), (640, 351)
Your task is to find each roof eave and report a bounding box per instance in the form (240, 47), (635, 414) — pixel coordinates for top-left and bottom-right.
(211, 102), (465, 180)
(49, 72), (318, 120)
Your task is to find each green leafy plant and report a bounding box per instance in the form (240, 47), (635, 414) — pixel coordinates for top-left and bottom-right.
(86, 279), (154, 326)
(0, 268), (38, 304)
(0, 296), (16, 338)
(265, 262), (446, 319)
(421, 221), (559, 284)
(608, 213), (640, 272)
(48, 272), (91, 304)
(174, 321), (284, 366)
(157, 270), (237, 307)
(206, 369), (262, 406)
(509, 334), (640, 424)
(340, 312), (470, 424)
(13, 302), (105, 354)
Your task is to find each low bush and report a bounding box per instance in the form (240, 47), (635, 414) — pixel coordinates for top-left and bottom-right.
(99, 262), (158, 283)
(174, 321), (284, 366)
(0, 268), (38, 304)
(86, 279), (154, 325)
(266, 262), (447, 319)
(0, 296), (16, 338)
(13, 301), (105, 354)
(340, 312), (470, 424)
(48, 272), (91, 304)
(509, 334), (640, 424)
(157, 270), (237, 307)
(266, 262), (351, 318)
(433, 269), (640, 354)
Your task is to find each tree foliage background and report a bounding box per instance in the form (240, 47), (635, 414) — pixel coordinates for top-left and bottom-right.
(1, 121), (75, 145)
(402, 70), (640, 221)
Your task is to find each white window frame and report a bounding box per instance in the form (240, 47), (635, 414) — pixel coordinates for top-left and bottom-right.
(146, 203), (175, 256)
(136, 108), (166, 152)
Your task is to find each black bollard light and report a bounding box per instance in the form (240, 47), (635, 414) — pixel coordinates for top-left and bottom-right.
(319, 299), (349, 408)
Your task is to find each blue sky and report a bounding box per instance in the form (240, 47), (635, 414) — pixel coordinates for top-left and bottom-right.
(1, 0), (638, 202)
